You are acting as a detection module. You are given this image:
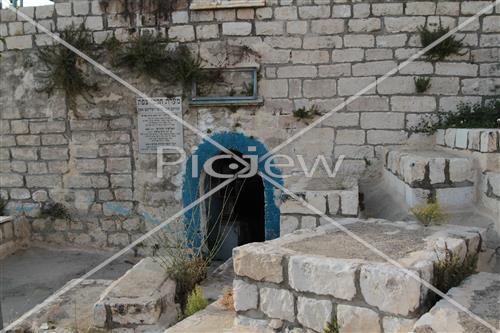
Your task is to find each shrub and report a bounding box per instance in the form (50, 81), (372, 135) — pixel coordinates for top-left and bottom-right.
(184, 285), (208, 317)
(110, 33), (220, 91)
(40, 201), (70, 220)
(429, 244), (478, 306)
(411, 100), (500, 134)
(36, 23), (98, 110)
(293, 105), (321, 121)
(414, 77), (431, 93)
(324, 317), (340, 333)
(419, 25), (464, 62)
(411, 201), (447, 226)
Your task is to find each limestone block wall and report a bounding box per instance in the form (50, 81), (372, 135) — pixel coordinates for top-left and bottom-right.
(0, 0), (499, 248)
(232, 220), (485, 333)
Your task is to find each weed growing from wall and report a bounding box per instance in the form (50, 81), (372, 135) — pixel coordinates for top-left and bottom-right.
(324, 316), (340, 333)
(418, 25), (464, 62)
(99, 0), (178, 25)
(293, 105), (321, 121)
(36, 24), (98, 111)
(411, 100), (500, 134)
(414, 76), (431, 93)
(109, 32), (221, 93)
(40, 201), (71, 220)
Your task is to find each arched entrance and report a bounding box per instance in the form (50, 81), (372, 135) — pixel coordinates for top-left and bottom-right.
(182, 132), (282, 255)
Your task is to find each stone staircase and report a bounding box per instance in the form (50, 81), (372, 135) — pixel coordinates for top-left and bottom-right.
(383, 149), (476, 209)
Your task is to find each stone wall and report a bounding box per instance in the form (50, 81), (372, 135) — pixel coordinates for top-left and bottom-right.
(0, 0), (499, 248)
(232, 220), (485, 333)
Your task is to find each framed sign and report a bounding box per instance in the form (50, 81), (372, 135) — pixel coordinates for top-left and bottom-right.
(137, 97), (183, 153)
(190, 0), (265, 10)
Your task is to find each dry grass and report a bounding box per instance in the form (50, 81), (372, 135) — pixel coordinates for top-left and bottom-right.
(219, 288), (234, 311)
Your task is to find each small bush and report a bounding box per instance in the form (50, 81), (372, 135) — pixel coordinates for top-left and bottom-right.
(324, 317), (340, 333)
(184, 285), (208, 317)
(0, 197), (7, 215)
(36, 23), (98, 110)
(411, 201), (447, 226)
(110, 33), (220, 91)
(293, 105), (321, 120)
(411, 100), (500, 134)
(429, 245), (478, 306)
(414, 77), (431, 93)
(40, 201), (70, 220)
(419, 25), (464, 62)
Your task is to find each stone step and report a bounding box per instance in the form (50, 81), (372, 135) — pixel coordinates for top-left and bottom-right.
(413, 272), (500, 333)
(383, 149), (475, 209)
(93, 257), (179, 330)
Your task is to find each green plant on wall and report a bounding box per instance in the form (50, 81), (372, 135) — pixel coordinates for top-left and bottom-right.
(324, 317), (340, 333)
(110, 32), (221, 93)
(411, 99), (500, 134)
(40, 201), (70, 220)
(418, 25), (464, 62)
(36, 23), (98, 110)
(293, 105), (321, 121)
(414, 77), (431, 93)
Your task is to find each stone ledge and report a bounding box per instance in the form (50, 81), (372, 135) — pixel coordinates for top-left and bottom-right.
(436, 128), (500, 153)
(93, 257), (178, 329)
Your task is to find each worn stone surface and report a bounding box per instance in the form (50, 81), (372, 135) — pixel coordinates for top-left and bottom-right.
(233, 243), (288, 283)
(259, 287), (295, 322)
(296, 296), (332, 332)
(233, 279), (258, 312)
(337, 304), (381, 333)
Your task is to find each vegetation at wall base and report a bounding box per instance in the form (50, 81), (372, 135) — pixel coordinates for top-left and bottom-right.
(411, 99), (500, 134)
(324, 317), (340, 333)
(36, 24), (98, 111)
(184, 285), (209, 317)
(429, 244), (478, 307)
(411, 201), (447, 226)
(414, 76), (431, 93)
(419, 25), (464, 61)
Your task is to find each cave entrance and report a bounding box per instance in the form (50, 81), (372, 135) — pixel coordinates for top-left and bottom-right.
(202, 151), (265, 261)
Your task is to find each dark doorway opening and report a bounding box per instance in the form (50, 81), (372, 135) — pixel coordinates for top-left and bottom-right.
(203, 151), (265, 261)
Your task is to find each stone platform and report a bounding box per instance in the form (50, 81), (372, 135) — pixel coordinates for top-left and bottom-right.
(93, 257), (179, 331)
(413, 272), (500, 333)
(383, 149), (475, 209)
(232, 218), (485, 333)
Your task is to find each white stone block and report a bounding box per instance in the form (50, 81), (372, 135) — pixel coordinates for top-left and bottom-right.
(436, 187), (474, 209)
(280, 215), (299, 235)
(301, 216), (317, 230)
(429, 158), (446, 184)
(233, 279), (258, 312)
(289, 255), (358, 300)
(455, 129), (469, 149)
(340, 190), (358, 216)
(233, 243), (288, 283)
(360, 264), (421, 316)
(5, 35), (32, 50)
(444, 129), (456, 147)
(259, 287), (295, 322)
(337, 305), (381, 333)
(480, 130), (499, 152)
(382, 316), (416, 333)
(297, 297), (332, 332)
(448, 158), (473, 182)
(168, 25), (195, 41)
